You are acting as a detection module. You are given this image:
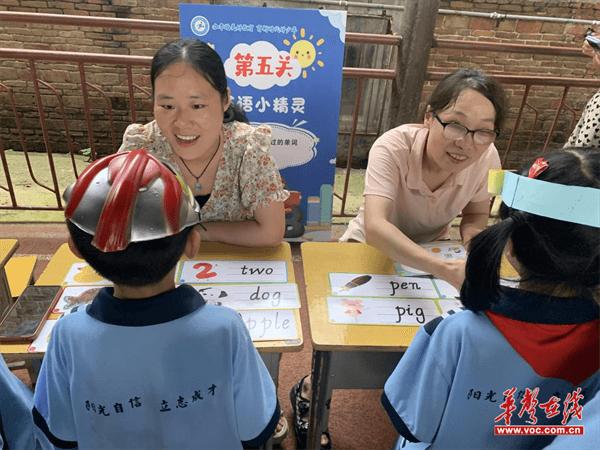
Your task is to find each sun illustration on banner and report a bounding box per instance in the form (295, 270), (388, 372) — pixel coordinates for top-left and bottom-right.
(283, 28), (325, 79)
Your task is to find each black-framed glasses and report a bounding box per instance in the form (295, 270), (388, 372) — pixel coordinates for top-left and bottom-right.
(432, 112), (499, 145)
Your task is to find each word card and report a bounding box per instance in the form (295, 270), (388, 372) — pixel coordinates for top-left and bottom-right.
(329, 273), (438, 299)
(192, 283), (300, 310)
(431, 278), (460, 299)
(178, 260), (288, 284)
(239, 309), (297, 341)
(327, 297), (441, 326)
(63, 262), (111, 286)
(437, 299), (464, 315)
(395, 241), (466, 276)
(27, 319), (58, 353)
(54, 286), (104, 314)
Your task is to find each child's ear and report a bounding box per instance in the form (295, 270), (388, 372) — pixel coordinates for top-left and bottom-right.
(184, 226), (201, 259)
(67, 236), (84, 259)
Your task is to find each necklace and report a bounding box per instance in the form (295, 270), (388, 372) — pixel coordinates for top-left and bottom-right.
(178, 134), (222, 193)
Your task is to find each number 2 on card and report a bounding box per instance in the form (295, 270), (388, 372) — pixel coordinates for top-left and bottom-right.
(193, 262), (217, 279)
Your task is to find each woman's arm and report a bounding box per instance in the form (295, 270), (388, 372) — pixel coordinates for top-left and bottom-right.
(198, 200), (285, 247)
(365, 194), (465, 290)
(460, 199), (491, 248)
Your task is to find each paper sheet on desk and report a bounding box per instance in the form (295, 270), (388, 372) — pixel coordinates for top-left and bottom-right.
(394, 241), (466, 276)
(327, 297), (442, 326)
(191, 283), (300, 310)
(54, 286), (104, 314)
(239, 309), (298, 341)
(178, 260), (288, 284)
(329, 273), (438, 298)
(329, 273), (460, 299)
(327, 297), (465, 326)
(27, 319), (58, 353)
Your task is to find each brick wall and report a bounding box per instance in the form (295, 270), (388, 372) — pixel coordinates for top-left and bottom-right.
(428, 0), (600, 167)
(0, 0), (599, 169)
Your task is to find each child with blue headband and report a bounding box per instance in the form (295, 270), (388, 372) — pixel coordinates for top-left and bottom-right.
(382, 148), (599, 450)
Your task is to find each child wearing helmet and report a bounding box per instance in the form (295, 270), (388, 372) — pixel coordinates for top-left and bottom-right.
(32, 150), (280, 449)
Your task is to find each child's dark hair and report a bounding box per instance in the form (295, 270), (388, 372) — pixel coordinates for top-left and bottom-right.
(151, 39), (248, 123)
(461, 147), (600, 311)
(67, 220), (193, 287)
(428, 68), (507, 131)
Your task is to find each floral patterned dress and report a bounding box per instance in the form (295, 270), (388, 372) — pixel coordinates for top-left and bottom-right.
(118, 120), (289, 222)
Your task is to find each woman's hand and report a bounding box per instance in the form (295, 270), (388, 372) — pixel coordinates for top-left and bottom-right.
(436, 259), (466, 292)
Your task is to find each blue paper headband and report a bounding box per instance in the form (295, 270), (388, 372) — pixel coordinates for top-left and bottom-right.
(488, 170), (600, 228)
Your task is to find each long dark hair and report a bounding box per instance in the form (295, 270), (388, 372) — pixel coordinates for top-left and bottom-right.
(427, 68), (507, 131)
(151, 39), (248, 123)
(460, 147), (600, 311)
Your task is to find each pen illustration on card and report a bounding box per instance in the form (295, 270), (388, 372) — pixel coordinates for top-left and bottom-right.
(330, 273), (438, 298)
(328, 296), (441, 326)
(179, 260), (288, 284)
(54, 286), (103, 314)
(339, 275), (372, 292)
(63, 262), (111, 286)
(395, 241), (466, 276)
(192, 283), (300, 310)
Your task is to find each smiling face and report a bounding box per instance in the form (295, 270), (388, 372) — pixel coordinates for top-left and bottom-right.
(424, 88), (497, 174)
(153, 62), (230, 162)
(290, 40), (317, 68)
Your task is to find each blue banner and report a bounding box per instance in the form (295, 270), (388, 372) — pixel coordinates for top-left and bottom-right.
(180, 4), (346, 239)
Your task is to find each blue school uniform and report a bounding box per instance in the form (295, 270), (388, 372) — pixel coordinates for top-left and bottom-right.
(382, 287), (599, 450)
(0, 354), (35, 449)
(33, 285), (279, 450)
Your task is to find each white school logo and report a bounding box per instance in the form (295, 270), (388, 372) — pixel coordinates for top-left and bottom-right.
(191, 16), (210, 37)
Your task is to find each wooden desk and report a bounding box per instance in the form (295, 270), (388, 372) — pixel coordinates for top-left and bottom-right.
(302, 242), (520, 449)
(6, 255), (37, 298)
(0, 239), (19, 317)
(302, 242), (410, 449)
(4, 242), (303, 385)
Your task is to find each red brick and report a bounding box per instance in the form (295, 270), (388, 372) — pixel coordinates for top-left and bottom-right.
(516, 20), (542, 34)
(497, 20), (516, 32)
(541, 22), (566, 34)
(442, 15), (470, 30)
(470, 17), (495, 31)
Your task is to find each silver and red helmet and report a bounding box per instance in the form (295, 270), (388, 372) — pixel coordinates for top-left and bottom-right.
(63, 149), (200, 252)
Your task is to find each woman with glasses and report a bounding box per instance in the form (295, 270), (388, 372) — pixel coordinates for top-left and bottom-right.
(291, 69), (507, 450)
(341, 68), (506, 290)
